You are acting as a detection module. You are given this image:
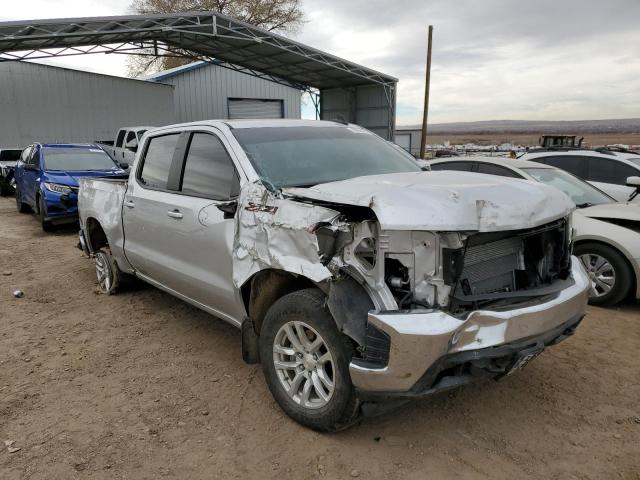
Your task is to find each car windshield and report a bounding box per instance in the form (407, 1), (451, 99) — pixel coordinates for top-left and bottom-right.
(522, 167), (615, 207)
(43, 148), (116, 172)
(0, 150), (22, 162)
(232, 126), (422, 188)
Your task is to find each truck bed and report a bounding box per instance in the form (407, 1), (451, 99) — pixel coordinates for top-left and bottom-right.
(78, 177), (129, 261)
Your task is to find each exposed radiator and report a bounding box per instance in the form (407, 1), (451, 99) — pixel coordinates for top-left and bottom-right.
(459, 236), (524, 295)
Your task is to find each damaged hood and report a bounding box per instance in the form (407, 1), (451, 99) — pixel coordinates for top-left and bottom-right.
(578, 202), (640, 222)
(284, 171), (574, 232)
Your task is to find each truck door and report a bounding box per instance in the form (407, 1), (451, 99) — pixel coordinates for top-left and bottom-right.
(122, 129), (243, 323)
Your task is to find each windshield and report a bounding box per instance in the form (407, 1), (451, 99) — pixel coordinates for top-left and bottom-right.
(0, 150), (22, 162)
(42, 148), (117, 172)
(232, 126), (422, 188)
(523, 167), (615, 207)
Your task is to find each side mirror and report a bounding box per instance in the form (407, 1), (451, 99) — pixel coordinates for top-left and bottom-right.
(125, 139), (138, 152)
(626, 176), (640, 201)
(216, 200), (238, 219)
(119, 161), (129, 169)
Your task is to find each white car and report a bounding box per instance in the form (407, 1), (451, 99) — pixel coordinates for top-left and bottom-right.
(519, 148), (640, 203)
(430, 156), (640, 306)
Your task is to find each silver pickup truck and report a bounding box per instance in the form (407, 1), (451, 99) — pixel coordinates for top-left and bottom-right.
(78, 119), (590, 431)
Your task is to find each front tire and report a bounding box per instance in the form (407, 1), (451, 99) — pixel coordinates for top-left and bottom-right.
(259, 288), (361, 432)
(575, 243), (633, 306)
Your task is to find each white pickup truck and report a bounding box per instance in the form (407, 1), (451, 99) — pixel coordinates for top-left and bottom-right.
(97, 126), (153, 166)
(78, 119), (590, 431)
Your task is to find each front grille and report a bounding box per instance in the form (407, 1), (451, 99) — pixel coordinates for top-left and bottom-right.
(451, 218), (571, 303)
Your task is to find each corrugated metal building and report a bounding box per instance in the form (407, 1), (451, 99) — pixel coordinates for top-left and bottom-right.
(0, 61), (174, 147)
(147, 61), (301, 123)
(0, 60), (302, 148)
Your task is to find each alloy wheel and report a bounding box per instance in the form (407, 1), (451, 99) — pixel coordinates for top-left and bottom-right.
(272, 320), (335, 409)
(95, 252), (113, 292)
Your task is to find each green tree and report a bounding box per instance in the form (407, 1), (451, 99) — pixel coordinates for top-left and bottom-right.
(127, 0), (304, 76)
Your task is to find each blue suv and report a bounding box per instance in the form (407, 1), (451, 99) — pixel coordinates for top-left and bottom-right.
(14, 143), (127, 231)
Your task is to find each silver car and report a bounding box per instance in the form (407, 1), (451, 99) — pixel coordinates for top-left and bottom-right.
(430, 156), (640, 306)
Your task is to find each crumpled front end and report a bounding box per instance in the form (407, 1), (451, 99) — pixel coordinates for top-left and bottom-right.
(233, 178), (588, 396)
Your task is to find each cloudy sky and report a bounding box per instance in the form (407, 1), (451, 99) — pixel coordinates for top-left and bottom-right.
(2, 0), (639, 125)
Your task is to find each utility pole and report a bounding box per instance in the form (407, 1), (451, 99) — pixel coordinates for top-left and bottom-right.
(420, 25), (434, 159)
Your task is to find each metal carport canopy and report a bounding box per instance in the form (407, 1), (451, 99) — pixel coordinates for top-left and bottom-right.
(0, 12), (398, 137)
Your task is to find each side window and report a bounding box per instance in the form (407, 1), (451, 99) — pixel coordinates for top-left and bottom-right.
(538, 155), (586, 177)
(181, 133), (239, 200)
(587, 157), (639, 185)
(139, 134), (181, 189)
(430, 161), (474, 172)
(476, 163), (523, 178)
(126, 130), (137, 145)
(116, 130), (126, 148)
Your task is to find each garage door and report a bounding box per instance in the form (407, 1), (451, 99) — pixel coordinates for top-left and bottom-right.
(228, 98), (284, 119)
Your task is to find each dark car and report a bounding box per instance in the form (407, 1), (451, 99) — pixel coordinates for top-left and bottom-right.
(0, 148), (23, 196)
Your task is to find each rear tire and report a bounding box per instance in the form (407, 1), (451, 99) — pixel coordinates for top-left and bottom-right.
(259, 288), (361, 432)
(94, 249), (123, 295)
(0, 180), (13, 197)
(37, 195), (54, 232)
(575, 242), (632, 306)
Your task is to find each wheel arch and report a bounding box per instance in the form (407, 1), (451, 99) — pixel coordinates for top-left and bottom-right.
(84, 217), (109, 253)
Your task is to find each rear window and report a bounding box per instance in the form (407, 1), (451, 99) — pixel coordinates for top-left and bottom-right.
(42, 148), (116, 172)
(139, 134), (180, 189)
(430, 161), (474, 172)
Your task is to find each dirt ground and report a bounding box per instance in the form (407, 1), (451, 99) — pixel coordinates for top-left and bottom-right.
(1, 196), (639, 480)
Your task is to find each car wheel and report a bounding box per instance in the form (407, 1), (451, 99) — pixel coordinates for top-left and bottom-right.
(94, 249), (122, 295)
(575, 243), (633, 306)
(37, 196), (54, 232)
(15, 189), (30, 213)
(259, 288), (361, 432)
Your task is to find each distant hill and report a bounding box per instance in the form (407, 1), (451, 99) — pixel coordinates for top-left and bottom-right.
(398, 118), (640, 135)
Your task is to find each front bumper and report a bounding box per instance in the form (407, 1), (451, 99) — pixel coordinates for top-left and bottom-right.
(350, 256), (590, 394)
(42, 189), (78, 223)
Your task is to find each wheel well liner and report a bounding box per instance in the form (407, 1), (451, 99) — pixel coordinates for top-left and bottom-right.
(85, 217), (108, 252)
(242, 269), (316, 335)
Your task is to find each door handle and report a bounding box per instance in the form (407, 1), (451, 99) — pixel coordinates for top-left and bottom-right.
(124, 200), (135, 208)
(167, 209), (183, 219)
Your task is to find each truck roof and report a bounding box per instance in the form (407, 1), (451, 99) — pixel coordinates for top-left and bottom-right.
(149, 119), (350, 135)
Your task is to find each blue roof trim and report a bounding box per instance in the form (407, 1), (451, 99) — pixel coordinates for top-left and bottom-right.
(148, 60), (223, 82)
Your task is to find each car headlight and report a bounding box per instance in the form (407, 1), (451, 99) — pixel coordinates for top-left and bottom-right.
(44, 182), (72, 194)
